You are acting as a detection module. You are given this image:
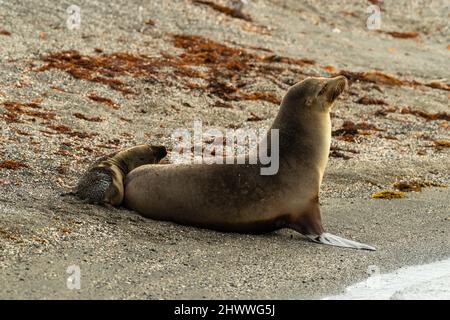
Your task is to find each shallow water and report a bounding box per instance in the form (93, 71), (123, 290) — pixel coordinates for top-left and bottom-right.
(325, 258), (450, 300)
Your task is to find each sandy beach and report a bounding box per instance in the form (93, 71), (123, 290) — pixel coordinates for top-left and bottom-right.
(0, 0), (449, 299)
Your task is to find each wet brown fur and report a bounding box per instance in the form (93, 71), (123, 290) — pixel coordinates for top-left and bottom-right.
(75, 145), (167, 206)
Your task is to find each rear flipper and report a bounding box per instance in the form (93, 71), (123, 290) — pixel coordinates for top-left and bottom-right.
(306, 233), (376, 251)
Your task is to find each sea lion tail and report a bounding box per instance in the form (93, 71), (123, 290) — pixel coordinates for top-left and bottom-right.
(306, 233), (376, 251)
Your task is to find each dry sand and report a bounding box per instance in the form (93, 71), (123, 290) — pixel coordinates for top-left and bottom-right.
(0, 0), (449, 299)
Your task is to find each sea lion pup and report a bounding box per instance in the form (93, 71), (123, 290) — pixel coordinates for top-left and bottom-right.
(124, 76), (375, 250)
(74, 145), (167, 206)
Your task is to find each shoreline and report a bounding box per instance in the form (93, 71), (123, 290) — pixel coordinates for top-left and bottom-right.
(324, 257), (450, 300)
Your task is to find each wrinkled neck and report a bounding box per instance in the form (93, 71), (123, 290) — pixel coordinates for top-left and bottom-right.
(267, 103), (331, 182)
(109, 157), (129, 176)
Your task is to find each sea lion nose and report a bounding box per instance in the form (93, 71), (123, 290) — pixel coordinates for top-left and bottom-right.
(325, 76), (348, 102)
(331, 75), (348, 89)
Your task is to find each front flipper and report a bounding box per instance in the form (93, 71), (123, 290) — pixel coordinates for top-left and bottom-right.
(306, 233), (376, 251)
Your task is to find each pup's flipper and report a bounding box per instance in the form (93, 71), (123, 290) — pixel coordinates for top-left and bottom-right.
(306, 232), (376, 251)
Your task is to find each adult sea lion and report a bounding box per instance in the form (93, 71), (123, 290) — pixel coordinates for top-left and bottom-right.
(124, 76), (375, 250)
(74, 144), (167, 206)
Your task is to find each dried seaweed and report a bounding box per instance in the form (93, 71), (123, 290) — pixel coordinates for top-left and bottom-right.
(38, 50), (139, 94)
(240, 92), (280, 104)
(321, 65), (336, 73)
(11, 128), (32, 136)
(333, 121), (358, 136)
(333, 121), (384, 142)
(432, 140), (450, 148)
(332, 120), (383, 137)
(88, 94), (119, 109)
(247, 112), (265, 122)
(73, 112), (103, 122)
(0, 100), (55, 123)
(356, 122), (384, 131)
(0, 160), (28, 170)
(38, 34), (313, 105)
(329, 150), (351, 160)
(338, 70), (404, 86)
(261, 54), (315, 66)
(172, 34), (285, 104)
(371, 190), (406, 199)
(400, 107), (450, 121)
(213, 101), (233, 109)
(374, 106), (397, 117)
(341, 11), (358, 17)
(381, 134), (398, 140)
(337, 70), (450, 92)
(381, 31), (419, 39)
(0, 229), (20, 241)
(48, 124), (72, 134)
(393, 180), (447, 192)
(427, 81), (450, 91)
(50, 85), (67, 92)
(47, 124), (96, 139)
(192, 0), (252, 21)
(356, 96), (387, 105)
(374, 106), (450, 122)
(394, 181), (422, 192)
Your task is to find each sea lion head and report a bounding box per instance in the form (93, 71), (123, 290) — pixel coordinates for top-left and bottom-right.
(118, 144), (167, 172)
(284, 76), (348, 112)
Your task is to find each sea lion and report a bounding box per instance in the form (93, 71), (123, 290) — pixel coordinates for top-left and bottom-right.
(124, 76), (375, 250)
(74, 144), (167, 206)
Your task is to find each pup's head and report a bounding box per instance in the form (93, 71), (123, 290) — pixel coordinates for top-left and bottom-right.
(284, 76), (348, 112)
